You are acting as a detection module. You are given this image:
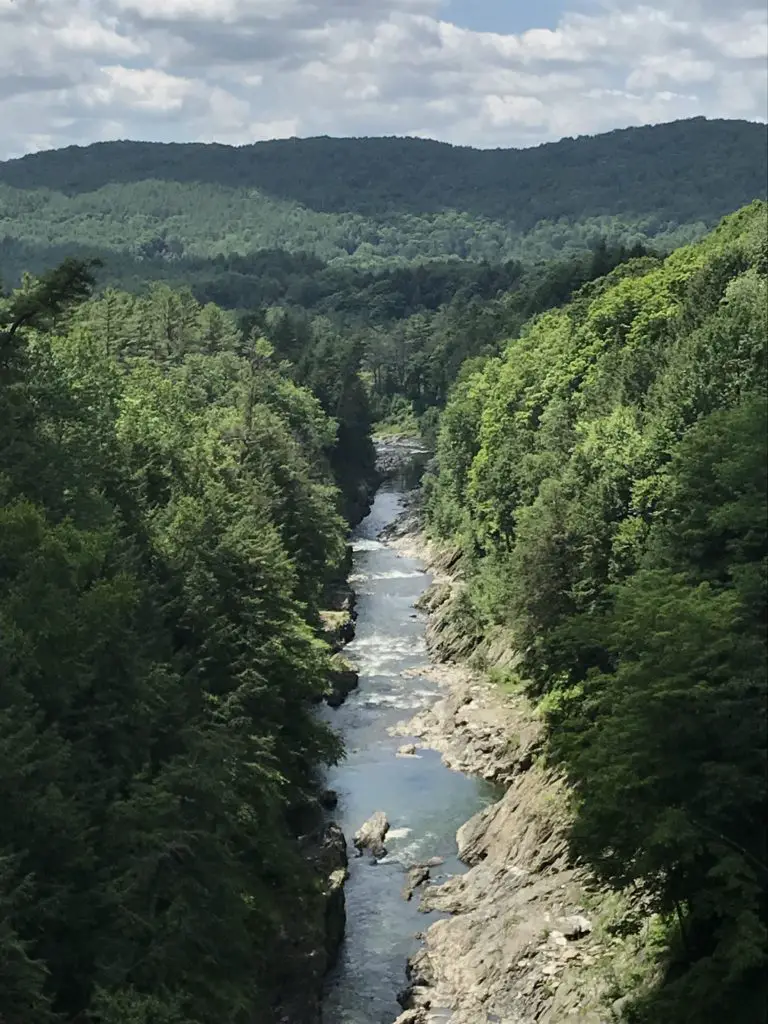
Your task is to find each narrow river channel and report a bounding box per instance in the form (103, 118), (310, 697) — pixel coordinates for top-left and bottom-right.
(320, 469), (499, 1024)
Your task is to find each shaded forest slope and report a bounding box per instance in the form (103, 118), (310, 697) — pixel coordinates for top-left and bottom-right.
(1, 118), (766, 282)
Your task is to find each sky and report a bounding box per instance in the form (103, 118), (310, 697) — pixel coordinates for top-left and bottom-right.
(0, 0), (766, 160)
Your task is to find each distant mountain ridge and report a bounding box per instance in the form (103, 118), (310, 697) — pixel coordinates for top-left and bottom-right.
(2, 117), (765, 225)
(1, 117), (766, 289)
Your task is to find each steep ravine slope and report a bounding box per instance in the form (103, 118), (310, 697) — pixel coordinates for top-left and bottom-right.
(384, 506), (655, 1024)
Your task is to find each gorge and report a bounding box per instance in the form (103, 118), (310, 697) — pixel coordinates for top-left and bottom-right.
(0, 128), (765, 1024)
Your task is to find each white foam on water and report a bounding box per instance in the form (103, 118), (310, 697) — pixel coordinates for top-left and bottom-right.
(351, 642), (429, 677)
(351, 538), (385, 552)
(362, 693), (426, 710)
(386, 827), (412, 841)
(353, 665), (401, 678)
(352, 635), (427, 657)
(387, 833), (438, 865)
(369, 570), (424, 580)
(353, 653), (427, 675)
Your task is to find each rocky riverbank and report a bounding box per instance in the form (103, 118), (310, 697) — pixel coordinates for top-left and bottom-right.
(383, 496), (650, 1024)
(374, 433), (431, 481)
(297, 439), (435, 1023)
(271, 818), (349, 1024)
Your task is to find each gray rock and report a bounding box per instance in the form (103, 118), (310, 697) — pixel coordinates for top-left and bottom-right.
(324, 868), (347, 970)
(612, 993), (635, 1017)
(398, 743), (418, 757)
(558, 914), (593, 940)
(403, 865), (431, 901)
(392, 1010), (428, 1024)
(326, 658), (359, 708)
(353, 810), (389, 858)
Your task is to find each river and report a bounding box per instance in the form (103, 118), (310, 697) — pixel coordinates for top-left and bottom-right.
(320, 469), (498, 1024)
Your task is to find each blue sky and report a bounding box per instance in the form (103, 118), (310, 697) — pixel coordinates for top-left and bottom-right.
(446, 0), (584, 33)
(0, 0), (766, 159)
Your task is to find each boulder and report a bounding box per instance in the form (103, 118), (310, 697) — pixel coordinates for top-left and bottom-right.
(353, 810), (389, 859)
(557, 914), (592, 940)
(392, 1011), (428, 1024)
(316, 822), (348, 874)
(324, 868), (347, 971)
(319, 609), (356, 652)
(403, 865), (431, 901)
(326, 655), (359, 708)
(422, 856), (444, 868)
(397, 743), (418, 757)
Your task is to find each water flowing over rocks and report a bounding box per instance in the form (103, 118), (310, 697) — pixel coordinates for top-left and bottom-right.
(383, 497), (632, 1024)
(397, 743), (418, 757)
(402, 865), (431, 901)
(319, 457), (640, 1023)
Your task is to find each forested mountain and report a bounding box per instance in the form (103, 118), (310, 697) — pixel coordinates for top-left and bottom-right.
(2, 118), (763, 223)
(1, 109), (766, 1022)
(1, 118), (765, 285)
(0, 262), (375, 1022)
(425, 200), (768, 1022)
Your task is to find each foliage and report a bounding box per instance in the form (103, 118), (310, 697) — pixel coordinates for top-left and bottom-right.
(426, 201), (768, 1020)
(0, 118), (765, 289)
(0, 264), (356, 1022)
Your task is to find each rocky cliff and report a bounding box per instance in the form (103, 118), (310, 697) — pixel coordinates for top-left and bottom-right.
(385, 499), (657, 1024)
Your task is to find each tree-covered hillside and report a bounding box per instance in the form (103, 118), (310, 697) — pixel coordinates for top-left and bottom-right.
(0, 263), (374, 1022)
(2, 118), (764, 224)
(0, 118), (765, 282)
(1, 165), (766, 1021)
(425, 200), (768, 1022)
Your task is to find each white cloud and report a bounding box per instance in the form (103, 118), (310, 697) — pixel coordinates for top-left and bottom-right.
(483, 94), (547, 128)
(626, 52), (716, 89)
(701, 12), (768, 60)
(0, 0), (765, 159)
(84, 66), (193, 111)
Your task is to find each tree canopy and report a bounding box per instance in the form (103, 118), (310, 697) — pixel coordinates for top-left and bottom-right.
(0, 263), (369, 1022)
(425, 200), (768, 1022)
(1, 119), (765, 287)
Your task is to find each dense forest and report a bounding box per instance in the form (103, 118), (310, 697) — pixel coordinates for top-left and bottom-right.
(0, 261), (375, 1022)
(425, 200), (768, 1022)
(2, 119), (763, 223)
(1, 115), (766, 1024)
(1, 119), (766, 288)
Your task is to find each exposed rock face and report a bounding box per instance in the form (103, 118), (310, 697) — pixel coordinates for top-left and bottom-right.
(353, 810), (390, 859)
(392, 1010), (428, 1024)
(400, 766), (610, 1024)
(392, 661), (538, 787)
(318, 823), (349, 972)
(272, 821), (349, 1024)
(383, 511), (642, 1024)
(346, 474), (380, 529)
(375, 435), (431, 479)
(319, 574), (359, 663)
(319, 608), (356, 653)
(402, 865), (431, 901)
(326, 654), (359, 708)
(327, 580), (358, 622)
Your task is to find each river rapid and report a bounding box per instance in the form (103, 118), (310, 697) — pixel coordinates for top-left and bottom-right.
(319, 468), (498, 1024)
